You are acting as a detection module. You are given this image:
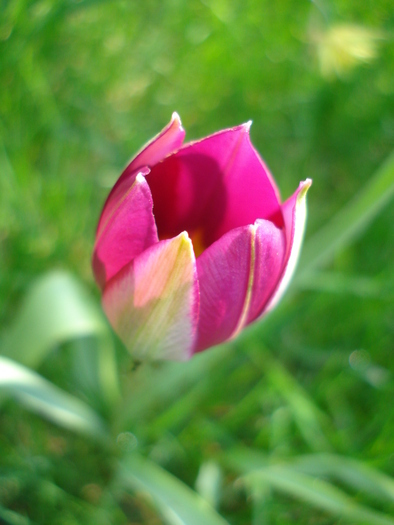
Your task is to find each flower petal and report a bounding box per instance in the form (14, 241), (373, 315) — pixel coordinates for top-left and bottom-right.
(146, 123), (283, 247)
(131, 112), (186, 171)
(194, 225), (254, 353)
(93, 172), (158, 290)
(97, 113), (185, 236)
(245, 219), (286, 325)
(102, 233), (198, 361)
(265, 179), (312, 313)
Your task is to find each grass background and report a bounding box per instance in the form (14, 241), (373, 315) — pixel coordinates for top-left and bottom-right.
(0, 0), (393, 524)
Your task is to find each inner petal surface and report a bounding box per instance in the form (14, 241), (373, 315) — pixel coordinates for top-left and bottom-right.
(145, 126), (283, 252)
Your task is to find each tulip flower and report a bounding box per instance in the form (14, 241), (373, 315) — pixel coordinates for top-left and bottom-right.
(93, 113), (311, 361)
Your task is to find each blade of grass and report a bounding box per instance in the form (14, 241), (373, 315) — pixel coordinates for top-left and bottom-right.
(0, 505), (30, 525)
(0, 356), (108, 441)
(1, 271), (120, 408)
(116, 453), (230, 525)
(1, 271), (105, 367)
(225, 448), (394, 525)
(293, 453), (394, 504)
(297, 150), (394, 282)
(255, 350), (332, 453)
(248, 482), (272, 525)
(246, 466), (394, 525)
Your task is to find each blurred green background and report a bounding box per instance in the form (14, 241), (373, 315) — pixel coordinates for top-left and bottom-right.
(0, 0), (393, 524)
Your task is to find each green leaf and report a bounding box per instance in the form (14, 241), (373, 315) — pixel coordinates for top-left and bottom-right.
(0, 505), (30, 525)
(225, 448), (394, 525)
(0, 356), (108, 441)
(293, 453), (394, 504)
(116, 453), (230, 525)
(1, 271), (120, 408)
(297, 150), (394, 281)
(195, 461), (223, 509)
(246, 466), (394, 525)
(265, 358), (332, 452)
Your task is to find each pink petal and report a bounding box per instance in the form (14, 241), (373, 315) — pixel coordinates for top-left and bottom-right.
(102, 233), (199, 361)
(194, 225), (254, 353)
(245, 219), (286, 325)
(131, 112), (186, 171)
(97, 113), (185, 236)
(146, 123), (283, 248)
(264, 179), (312, 313)
(93, 172), (158, 290)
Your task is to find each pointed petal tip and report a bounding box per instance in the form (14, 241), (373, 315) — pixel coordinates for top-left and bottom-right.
(301, 178), (313, 192)
(178, 230), (190, 239)
(171, 111), (184, 130)
(297, 178), (312, 204)
(242, 120), (253, 132)
(177, 230), (195, 256)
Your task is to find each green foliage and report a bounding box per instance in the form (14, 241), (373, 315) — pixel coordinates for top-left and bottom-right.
(1, 0), (393, 523)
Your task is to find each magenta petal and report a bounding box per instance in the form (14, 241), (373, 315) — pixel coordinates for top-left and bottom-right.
(130, 112), (185, 171)
(97, 113), (185, 236)
(207, 123), (284, 238)
(93, 173), (158, 289)
(245, 219), (286, 325)
(146, 123), (283, 245)
(194, 226), (254, 353)
(265, 179), (312, 313)
(102, 233), (199, 361)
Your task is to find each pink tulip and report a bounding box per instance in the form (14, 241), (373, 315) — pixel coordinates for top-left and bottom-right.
(93, 113), (311, 361)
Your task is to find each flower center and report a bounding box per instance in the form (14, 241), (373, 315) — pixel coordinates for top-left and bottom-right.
(189, 228), (206, 258)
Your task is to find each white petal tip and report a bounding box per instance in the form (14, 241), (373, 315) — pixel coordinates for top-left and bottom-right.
(135, 167), (150, 182)
(242, 120), (253, 131)
(298, 179), (312, 199)
(171, 112), (183, 128)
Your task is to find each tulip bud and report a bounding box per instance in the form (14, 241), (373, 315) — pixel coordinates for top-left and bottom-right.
(93, 113), (311, 361)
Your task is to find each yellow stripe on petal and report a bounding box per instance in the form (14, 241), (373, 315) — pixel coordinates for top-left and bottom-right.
(230, 224), (256, 339)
